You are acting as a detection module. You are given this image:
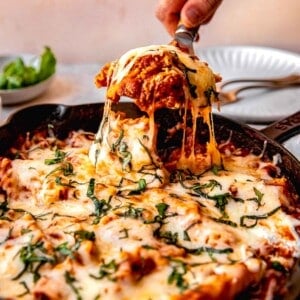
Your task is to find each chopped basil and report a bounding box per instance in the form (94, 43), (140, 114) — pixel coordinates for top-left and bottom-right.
(13, 240), (55, 282)
(246, 187), (265, 209)
(65, 271), (82, 300)
(211, 164), (222, 175)
(93, 198), (112, 224)
(177, 170), (192, 189)
(271, 261), (287, 273)
(119, 142), (132, 171)
(127, 178), (147, 195)
(0, 197), (9, 220)
(55, 242), (75, 258)
(56, 230), (95, 259)
(55, 176), (77, 188)
(178, 62), (197, 98)
(193, 179), (222, 192)
(46, 162), (75, 179)
(21, 228), (32, 235)
(17, 281), (30, 297)
(110, 132), (132, 172)
(142, 244), (157, 250)
(167, 259), (189, 291)
(183, 222), (201, 242)
(87, 178), (112, 224)
(137, 139), (164, 185)
(186, 246), (233, 256)
(157, 230), (178, 244)
(211, 217), (238, 227)
(178, 174), (226, 207)
(204, 86), (218, 105)
(156, 203), (169, 218)
(111, 130), (124, 152)
(32, 211), (53, 221)
(0, 197), (51, 222)
(145, 203), (177, 224)
(74, 230), (95, 242)
(240, 206), (281, 228)
(90, 259), (118, 281)
(117, 203), (144, 219)
(183, 230), (191, 241)
(143, 203), (180, 245)
(187, 179), (239, 216)
(207, 193), (231, 216)
(44, 149), (67, 165)
(61, 162), (74, 176)
(119, 228), (129, 239)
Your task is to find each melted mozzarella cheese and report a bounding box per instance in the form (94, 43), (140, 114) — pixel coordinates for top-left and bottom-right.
(0, 46), (299, 299)
(95, 44), (221, 173)
(1, 129), (300, 299)
(89, 110), (168, 188)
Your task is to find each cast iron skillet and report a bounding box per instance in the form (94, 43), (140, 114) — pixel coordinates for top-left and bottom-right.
(0, 103), (299, 196)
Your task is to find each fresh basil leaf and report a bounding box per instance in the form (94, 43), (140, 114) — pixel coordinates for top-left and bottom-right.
(38, 46), (56, 81)
(0, 46), (56, 90)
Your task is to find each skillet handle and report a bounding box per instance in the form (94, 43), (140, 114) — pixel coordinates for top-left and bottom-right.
(260, 111), (300, 143)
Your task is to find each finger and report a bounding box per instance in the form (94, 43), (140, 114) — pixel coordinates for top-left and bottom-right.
(181, 0), (222, 28)
(155, 0), (187, 35)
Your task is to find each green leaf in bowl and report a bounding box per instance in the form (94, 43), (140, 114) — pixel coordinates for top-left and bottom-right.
(3, 57), (26, 77)
(23, 66), (38, 86)
(38, 46), (56, 81)
(6, 75), (23, 89)
(0, 46), (56, 90)
(0, 73), (7, 88)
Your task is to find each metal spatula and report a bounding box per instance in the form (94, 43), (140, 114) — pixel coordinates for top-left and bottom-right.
(171, 23), (199, 55)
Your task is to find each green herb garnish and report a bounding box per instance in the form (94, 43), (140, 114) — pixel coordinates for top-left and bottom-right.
(87, 178), (112, 224)
(168, 259), (189, 291)
(247, 187), (265, 209)
(119, 228), (129, 239)
(64, 271), (82, 300)
(211, 217), (238, 227)
(13, 240), (55, 282)
(90, 259), (118, 281)
(117, 203), (144, 219)
(0, 47), (56, 89)
(240, 206), (281, 228)
(44, 149), (67, 165)
(56, 230), (95, 259)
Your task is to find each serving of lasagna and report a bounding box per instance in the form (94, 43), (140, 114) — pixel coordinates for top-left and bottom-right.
(0, 45), (299, 300)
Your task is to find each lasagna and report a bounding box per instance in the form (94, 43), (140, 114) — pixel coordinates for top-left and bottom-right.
(0, 45), (299, 300)
(94, 45), (222, 174)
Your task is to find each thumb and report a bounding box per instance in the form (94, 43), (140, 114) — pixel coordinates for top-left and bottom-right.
(181, 0), (222, 28)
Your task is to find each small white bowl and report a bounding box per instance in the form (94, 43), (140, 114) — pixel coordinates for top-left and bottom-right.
(0, 54), (55, 106)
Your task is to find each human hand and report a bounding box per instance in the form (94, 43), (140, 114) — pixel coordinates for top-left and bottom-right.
(156, 0), (222, 36)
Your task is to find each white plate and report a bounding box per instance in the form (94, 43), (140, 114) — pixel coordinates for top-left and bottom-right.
(0, 54), (55, 106)
(197, 46), (300, 123)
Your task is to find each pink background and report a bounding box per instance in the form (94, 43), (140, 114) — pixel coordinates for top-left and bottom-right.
(0, 0), (299, 63)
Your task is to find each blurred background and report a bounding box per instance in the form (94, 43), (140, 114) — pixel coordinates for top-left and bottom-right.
(0, 0), (299, 64)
